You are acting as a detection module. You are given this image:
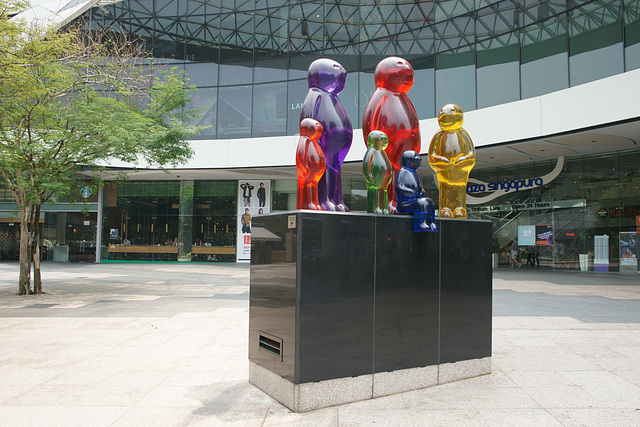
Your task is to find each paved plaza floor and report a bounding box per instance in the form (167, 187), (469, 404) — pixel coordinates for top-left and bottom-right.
(0, 262), (639, 426)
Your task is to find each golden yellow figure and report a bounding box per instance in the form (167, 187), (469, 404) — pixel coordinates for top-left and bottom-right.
(428, 104), (476, 219)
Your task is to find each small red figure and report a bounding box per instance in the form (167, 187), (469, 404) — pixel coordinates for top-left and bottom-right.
(296, 118), (326, 210)
(362, 57), (421, 212)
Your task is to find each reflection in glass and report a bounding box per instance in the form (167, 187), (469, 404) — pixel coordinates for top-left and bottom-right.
(218, 85), (252, 138)
(477, 33), (520, 109)
(435, 46), (476, 112)
(569, 0), (623, 86)
(189, 87), (218, 140)
(521, 16), (568, 99)
(252, 82), (287, 137)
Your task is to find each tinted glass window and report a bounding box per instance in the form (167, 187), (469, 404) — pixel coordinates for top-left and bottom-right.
(218, 85), (252, 138)
(252, 82), (287, 137)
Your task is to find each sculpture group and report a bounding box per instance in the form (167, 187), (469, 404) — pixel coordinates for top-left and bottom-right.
(296, 57), (476, 231)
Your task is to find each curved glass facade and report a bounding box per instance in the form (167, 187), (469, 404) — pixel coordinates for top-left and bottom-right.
(85, 0), (640, 139)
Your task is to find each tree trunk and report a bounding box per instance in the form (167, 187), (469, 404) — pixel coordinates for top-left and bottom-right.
(32, 204), (43, 294)
(18, 203), (32, 295)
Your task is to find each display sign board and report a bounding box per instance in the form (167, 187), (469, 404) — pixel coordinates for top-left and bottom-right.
(237, 180), (271, 262)
(518, 225), (536, 246)
(619, 231), (638, 273)
(535, 224), (554, 246)
(468, 199), (585, 214)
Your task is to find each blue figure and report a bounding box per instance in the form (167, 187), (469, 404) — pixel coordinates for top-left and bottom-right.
(396, 150), (438, 232)
(300, 58), (353, 212)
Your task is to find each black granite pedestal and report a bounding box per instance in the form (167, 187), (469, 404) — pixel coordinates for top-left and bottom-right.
(249, 211), (492, 412)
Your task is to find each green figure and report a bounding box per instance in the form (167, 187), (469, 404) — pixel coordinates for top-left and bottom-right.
(362, 130), (393, 214)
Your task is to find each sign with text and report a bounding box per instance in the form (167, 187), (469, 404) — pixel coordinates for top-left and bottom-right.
(536, 224), (554, 246)
(518, 225), (536, 246)
(237, 180), (270, 262)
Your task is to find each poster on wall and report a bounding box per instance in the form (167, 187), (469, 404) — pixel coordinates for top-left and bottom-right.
(236, 180), (271, 262)
(536, 224), (554, 246)
(518, 225), (536, 246)
(619, 231), (638, 273)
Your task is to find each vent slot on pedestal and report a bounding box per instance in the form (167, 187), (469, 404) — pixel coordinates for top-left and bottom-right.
(259, 332), (283, 361)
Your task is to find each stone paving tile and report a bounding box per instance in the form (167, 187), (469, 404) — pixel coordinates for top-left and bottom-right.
(0, 406), (128, 427)
(0, 385), (33, 406)
(0, 264), (639, 426)
(558, 370), (640, 408)
(337, 408), (415, 426)
(477, 408), (563, 427)
(409, 409), (488, 427)
(548, 408), (640, 427)
(111, 407), (193, 427)
(262, 406), (338, 427)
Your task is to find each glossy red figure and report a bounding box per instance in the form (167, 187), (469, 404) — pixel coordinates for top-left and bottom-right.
(362, 57), (421, 212)
(296, 118), (326, 210)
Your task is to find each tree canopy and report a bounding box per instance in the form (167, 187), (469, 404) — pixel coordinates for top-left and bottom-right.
(0, 0), (202, 294)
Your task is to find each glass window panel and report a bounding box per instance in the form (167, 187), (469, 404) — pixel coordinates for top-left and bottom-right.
(358, 70), (377, 126)
(189, 87), (218, 140)
(569, 0), (623, 85)
(193, 180), (237, 261)
(254, 2), (289, 54)
(252, 82), (288, 137)
(360, 0), (395, 41)
(475, 0), (518, 41)
(625, 43), (640, 70)
(521, 52), (569, 98)
(289, 1), (325, 52)
(289, 54), (316, 80)
(184, 6), (220, 63)
(325, 2), (360, 48)
(520, 16), (568, 99)
(520, 15), (567, 64)
(477, 33), (520, 108)
(219, 61), (253, 85)
(218, 85), (252, 139)
(519, 0), (567, 27)
(254, 57), (289, 83)
(435, 46), (476, 112)
(287, 79), (309, 135)
(434, 0), (475, 23)
(625, 0), (640, 70)
(570, 44), (624, 86)
(411, 55), (436, 120)
(339, 72), (359, 133)
(185, 62), (218, 87)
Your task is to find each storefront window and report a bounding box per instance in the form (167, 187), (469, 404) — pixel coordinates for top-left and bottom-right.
(102, 181), (237, 262)
(468, 149), (640, 271)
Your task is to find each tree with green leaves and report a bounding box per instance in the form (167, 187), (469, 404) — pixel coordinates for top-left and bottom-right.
(0, 0), (202, 295)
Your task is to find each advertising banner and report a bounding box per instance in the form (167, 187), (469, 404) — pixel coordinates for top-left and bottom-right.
(619, 231), (638, 273)
(535, 224), (554, 246)
(237, 180), (270, 262)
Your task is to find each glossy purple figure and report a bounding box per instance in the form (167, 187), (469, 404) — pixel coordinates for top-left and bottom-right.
(396, 151), (438, 232)
(300, 58), (353, 212)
